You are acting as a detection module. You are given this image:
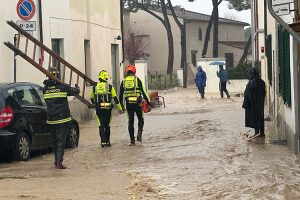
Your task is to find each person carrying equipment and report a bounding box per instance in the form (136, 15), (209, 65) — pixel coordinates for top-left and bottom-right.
(90, 70), (123, 148)
(43, 67), (80, 169)
(119, 64), (151, 145)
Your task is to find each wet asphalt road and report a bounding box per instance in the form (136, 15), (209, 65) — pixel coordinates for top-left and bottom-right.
(1, 88), (300, 200)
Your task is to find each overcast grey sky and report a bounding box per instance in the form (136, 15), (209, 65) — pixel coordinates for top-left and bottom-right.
(170, 0), (251, 24)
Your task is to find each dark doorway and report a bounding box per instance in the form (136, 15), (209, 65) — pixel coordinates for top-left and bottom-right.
(111, 44), (120, 94)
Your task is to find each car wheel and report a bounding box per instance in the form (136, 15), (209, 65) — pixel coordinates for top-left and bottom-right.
(13, 132), (30, 161)
(66, 124), (79, 148)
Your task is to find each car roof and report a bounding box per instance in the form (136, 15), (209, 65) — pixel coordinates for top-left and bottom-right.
(0, 82), (42, 88)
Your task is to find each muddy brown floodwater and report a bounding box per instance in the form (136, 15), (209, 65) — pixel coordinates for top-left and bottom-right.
(1, 88), (300, 200)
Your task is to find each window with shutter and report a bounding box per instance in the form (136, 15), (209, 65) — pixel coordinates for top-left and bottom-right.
(198, 28), (202, 40)
(225, 53), (234, 68)
(278, 26), (291, 107)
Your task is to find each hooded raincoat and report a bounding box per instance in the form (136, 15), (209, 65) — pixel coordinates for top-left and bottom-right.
(242, 68), (266, 130)
(195, 66), (207, 90)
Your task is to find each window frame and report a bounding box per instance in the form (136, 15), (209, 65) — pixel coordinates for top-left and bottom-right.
(198, 27), (202, 41)
(14, 85), (44, 107)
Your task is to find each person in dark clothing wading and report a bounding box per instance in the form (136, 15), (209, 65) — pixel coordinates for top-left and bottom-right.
(43, 67), (80, 169)
(242, 67), (266, 137)
(195, 65), (207, 99)
(217, 65), (230, 98)
(90, 70), (123, 148)
(119, 64), (151, 145)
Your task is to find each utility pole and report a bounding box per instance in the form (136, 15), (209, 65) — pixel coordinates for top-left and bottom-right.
(251, 0), (255, 68)
(183, 19), (187, 88)
(13, 34), (17, 83)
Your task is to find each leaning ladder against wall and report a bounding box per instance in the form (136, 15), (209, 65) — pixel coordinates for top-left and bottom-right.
(3, 20), (95, 108)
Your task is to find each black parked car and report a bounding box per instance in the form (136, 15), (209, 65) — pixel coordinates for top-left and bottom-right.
(0, 82), (79, 161)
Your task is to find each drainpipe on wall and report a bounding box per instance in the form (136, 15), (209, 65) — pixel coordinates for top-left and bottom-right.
(255, 0), (259, 61)
(13, 35), (17, 82)
(251, 0), (255, 68)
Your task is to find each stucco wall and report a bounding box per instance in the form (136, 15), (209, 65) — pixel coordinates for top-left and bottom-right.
(256, 0), (297, 153)
(129, 10), (182, 74)
(218, 44), (244, 67)
(0, 0), (40, 83)
(0, 0), (122, 122)
(1, 0), (122, 84)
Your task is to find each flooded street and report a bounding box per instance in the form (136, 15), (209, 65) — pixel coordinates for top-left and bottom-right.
(1, 88), (300, 200)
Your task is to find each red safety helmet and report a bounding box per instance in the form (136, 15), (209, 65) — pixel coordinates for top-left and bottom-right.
(125, 64), (136, 74)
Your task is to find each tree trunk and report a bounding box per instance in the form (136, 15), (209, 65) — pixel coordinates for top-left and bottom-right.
(238, 36), (251, 67)
(212, 0), (219, 58)
(181, 28), (187, 88)
(161, 0), (174, 75)
(202, 9), (215, 57)
(167, 0), (187, 87)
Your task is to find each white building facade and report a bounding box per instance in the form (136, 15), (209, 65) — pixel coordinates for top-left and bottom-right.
(0, 0), (123, 121)
(255, 0), (300, 155)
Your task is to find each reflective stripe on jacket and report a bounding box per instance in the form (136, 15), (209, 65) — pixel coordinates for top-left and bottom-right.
(47, 117), (72, 124)
(43, 79), (80, 125)
(123, 76), (141, 98)
(90, 82), (122, 110)
(119, 75), (150, 107)
(44, 92), (67, 99)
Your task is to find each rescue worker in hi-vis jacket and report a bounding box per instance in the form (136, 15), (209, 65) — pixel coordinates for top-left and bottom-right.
(90, 70), (123, 148)
(119, 64), (151, 145)
(43, 67), (80, 169)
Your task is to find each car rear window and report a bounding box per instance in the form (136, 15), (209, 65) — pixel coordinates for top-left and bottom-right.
(7, 88), (18, 101)
(10, 86), (44, 107)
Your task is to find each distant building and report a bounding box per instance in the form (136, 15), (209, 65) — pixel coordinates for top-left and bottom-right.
(126, 7), (249, 79)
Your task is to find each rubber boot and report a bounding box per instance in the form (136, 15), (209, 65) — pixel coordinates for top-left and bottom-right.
(137, 130), (142, 142)
(106, 127), (111, 147)
(54, 161), (57, 168)
(129, 129), (135, 145)
(130, 139), (135, 145)
(225, 90), (230, 98)
(56, 160), (67, 169)
(99, 127), (106, 148)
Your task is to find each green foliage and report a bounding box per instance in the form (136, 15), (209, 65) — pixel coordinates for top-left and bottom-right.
(122, 0), (161, 12)
(187, 0), (250, 11)
(148, 73), (179, 90)
(225, 0), (251, 11)
(228, 61), (261, 80)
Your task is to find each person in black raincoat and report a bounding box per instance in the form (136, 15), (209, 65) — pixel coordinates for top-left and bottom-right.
(242, 67), (266, 137)
(43, 67), (80, 169)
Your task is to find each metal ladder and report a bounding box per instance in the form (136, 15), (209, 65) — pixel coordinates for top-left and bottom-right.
(4, 20), (95, 108)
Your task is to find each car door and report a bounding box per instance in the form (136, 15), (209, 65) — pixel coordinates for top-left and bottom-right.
(14, 85), (48, 149)
(31, 85), (53, 146)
